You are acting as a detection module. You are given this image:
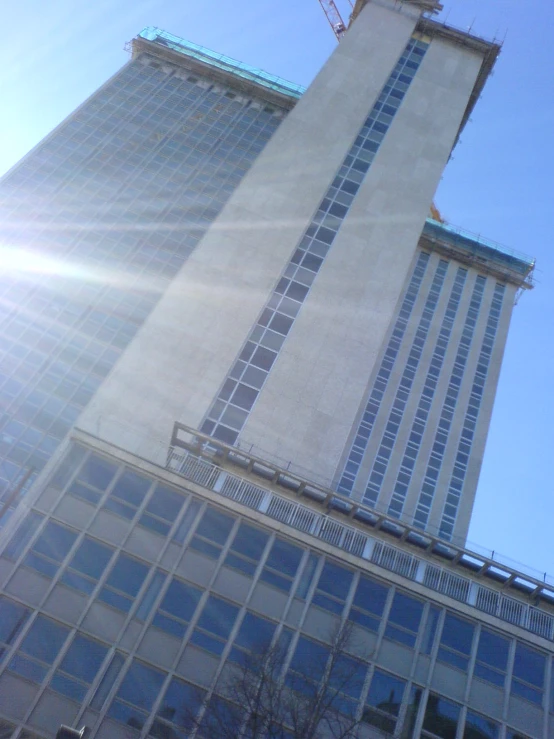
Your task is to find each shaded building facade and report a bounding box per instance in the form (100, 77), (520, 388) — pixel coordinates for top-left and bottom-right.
(0, 29), (299, 513)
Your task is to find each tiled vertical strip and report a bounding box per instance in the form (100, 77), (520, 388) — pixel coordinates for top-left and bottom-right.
(438, 283), (505, 540)
(336, 252), (430, 496)
(412, 275), (487, 531)
(387, 267), (468, 519)
(202, 36), (431, 445)
(361, 260), (450, 508)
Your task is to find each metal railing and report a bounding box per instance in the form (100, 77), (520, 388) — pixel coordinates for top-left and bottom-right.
(166, 446), (554, 643)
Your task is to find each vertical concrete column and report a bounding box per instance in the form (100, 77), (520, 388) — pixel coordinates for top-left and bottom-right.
(76, 0), (421, 465)
(241, 31), (485, 483)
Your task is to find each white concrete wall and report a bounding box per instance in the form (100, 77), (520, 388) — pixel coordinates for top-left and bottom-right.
(77, 0), (421, 465)
(239, 32), (484, 483)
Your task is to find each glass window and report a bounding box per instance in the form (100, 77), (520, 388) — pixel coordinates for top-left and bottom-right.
(49, 444), (88, 489)
(363, 669), (406, 734)
(190, 595), (239, 656)
(511, 642), (545, 705)
(551, 656), (554, 713)
(99, 553), (149, 613)
(189, 507), (234, 560)
(260, 537), (303, 593)
(3, 511), (43, 561)
(437, 613), (474, 671)
(138, 484), (185, 536)
(60, 536), (114, 594)
(0, 719), (17, 739)
(0, 596), (30, 659)
(223, 522), (268, 576)
(103, 469), (152, 520)
(312, 560), (353, 615)
(328, 653), (367, 701)
(422, 693), (461, 739)
(229, 611), (276, 666)
(506, 730), (531, 739)
(463, 711), (499, 739)
(9, 615), (69, 683)
(349, 574), (388, 633)
(68, 453), (118, 505)
(173, 498), (202, 544)
(51, 634), (109, 703)
(136, 570), (167, 622)
(384, 591), (424, 647)
(151, 678), (205, 737)
(152, 577), (202, 639)
(289, 636), (330, 684)
(295, 552), (319, 599)
(23, 521), (77, 578)
(474, 628), (509, 688)
(199, 694), (243, 739)
(90, 652), (125, 710)
(109, 659), (166, 730)
(402, 686), (423, 739)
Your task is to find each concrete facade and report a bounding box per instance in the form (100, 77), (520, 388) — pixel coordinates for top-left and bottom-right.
(239, 33), (483, 483)
(0, 3), (543, 739)
(0, 432), (551, 739)
(77, 0), (423, 458)
(77, 0), (509, 547)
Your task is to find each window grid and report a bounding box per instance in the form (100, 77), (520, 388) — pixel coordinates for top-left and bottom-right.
(348, 574), (389, 634)
(311, 559), (354, 616)
(412, 275), (487, 532)
(363, 668), (407, 734)
(50, 632), (110, 704)
(336, 251), (430, 496)
(387, 267), (468, 519)
(0, 596), (31, 660)
(437, 283), (506, 539)
(0, 449), (551, 739)
(59, 535), (115, 596)
(0, 57), (284, 504)
(362, 259), (450, 507)
(473, 626), (510, 689)
(202, 36), (431, 445)
(436, 612), (475, 672)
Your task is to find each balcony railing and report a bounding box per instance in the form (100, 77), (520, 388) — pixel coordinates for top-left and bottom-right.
(166, 438), (554, 644)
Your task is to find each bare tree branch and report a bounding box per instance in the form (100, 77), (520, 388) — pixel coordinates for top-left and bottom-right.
(183, 622), (372, 739)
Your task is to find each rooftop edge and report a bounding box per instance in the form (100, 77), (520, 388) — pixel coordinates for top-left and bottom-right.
(350, 1), (501, 153)
(133, 27), (305, 105)
(422, 219), (535, 289)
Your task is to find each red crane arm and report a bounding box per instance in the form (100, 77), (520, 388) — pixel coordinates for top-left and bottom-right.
(318, 0), (347, 40)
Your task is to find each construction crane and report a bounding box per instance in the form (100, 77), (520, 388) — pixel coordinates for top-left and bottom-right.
(430, 203), (444, 223)
(318, 0), (348, 40)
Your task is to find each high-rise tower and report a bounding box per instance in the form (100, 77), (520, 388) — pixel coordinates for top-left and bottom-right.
(0, 1), (533, 544)
(74, 1), (531, 544)
(0, 28), (299, 513)
(0, 4), (551, 739)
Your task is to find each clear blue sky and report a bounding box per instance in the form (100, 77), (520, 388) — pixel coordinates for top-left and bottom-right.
(1, 0), (553, 577)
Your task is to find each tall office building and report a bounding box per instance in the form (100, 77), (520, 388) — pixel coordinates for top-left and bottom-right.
(0, 2), (550, 739)
(0, 28), (300, 513)
(70, 2), (531, 544)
